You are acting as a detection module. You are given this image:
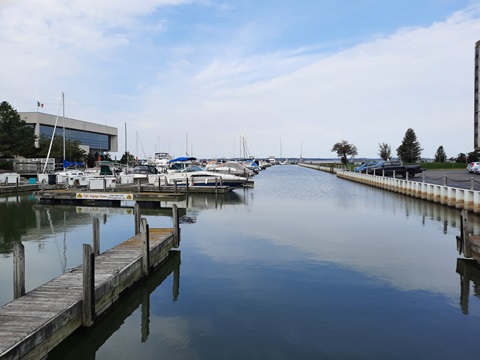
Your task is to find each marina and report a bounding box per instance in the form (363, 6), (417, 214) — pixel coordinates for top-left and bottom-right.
(2, 165), (480, 359)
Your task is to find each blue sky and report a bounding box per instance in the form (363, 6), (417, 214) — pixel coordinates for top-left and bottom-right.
(1, 0), (479, 160)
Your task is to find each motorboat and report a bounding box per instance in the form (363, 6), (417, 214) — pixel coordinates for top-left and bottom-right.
(152, 165), (248, 189)
(207, 161), (255, 177)
(167, 157), (199, 173)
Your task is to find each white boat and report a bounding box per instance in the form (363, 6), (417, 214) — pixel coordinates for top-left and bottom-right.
(167, 157), (199, 173)
(151, 152), (173, 173)
(207, 161), (255, 177)
(151, 165), (248, 189)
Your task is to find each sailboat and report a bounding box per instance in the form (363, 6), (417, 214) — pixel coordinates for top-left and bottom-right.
(37, 93), (87, 186)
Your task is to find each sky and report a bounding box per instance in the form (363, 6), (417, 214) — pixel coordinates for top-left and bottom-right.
(1, 0), (480, 160)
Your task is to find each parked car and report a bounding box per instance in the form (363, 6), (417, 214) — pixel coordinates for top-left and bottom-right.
(467, 162), (480, 173)
(354, 161), (379, 173)
(364, 160), (423, 178)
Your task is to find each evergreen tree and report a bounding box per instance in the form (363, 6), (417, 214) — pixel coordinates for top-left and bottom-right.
(434, 146), (447, 162)
(331, 140), (358, 165)
(0, 101), (36, 157)
(378, 142), (391, 161)
(396, 128), (422, 163)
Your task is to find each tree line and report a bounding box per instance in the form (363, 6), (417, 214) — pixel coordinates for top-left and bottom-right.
(331, 128), (476, 165)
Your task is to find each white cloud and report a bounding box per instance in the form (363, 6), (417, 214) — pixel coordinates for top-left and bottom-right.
(1, 1), (479, 159)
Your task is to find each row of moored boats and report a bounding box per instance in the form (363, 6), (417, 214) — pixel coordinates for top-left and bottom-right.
(38, 155), (280, 191)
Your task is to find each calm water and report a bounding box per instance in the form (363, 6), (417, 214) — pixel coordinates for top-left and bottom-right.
(2, 165), (480, 359)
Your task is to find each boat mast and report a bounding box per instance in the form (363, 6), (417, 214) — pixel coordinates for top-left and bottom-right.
(62, 92), (65, 171)
(42, 94), (63, 174)
(125, 122), (128, 174)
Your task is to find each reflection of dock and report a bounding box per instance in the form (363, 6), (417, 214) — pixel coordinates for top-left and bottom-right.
(456, 259), (480, 314)
(0, 212), (180, 360)
(456, 209), (480, 263)
(47, 251), (181, 360)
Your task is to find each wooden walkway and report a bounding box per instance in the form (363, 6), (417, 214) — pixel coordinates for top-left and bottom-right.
(0, 218), (179, 360)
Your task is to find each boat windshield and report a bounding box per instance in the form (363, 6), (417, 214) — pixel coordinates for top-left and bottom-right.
(179, 165), (205, 173)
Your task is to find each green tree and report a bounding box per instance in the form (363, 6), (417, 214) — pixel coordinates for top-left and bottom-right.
(378, 142), (391, 161)
(456, 153), (466, 163)
(331, 140), (358, 165)
(0, 101), (36, 157)
(120, 151), (135, 164)
(101, 152), (113, 162)
(467, 151), (479, 163)
(434, 146), (447, 162)
(396, 128), (422, 163)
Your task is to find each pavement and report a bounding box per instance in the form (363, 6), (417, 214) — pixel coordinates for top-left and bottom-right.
(399, 169), (480, 191)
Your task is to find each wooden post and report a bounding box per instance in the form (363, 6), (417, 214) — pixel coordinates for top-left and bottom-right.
(141, 218), (150, 275)
(172, 204), (180, 248)
(215, 178), (218, 194)
(13, 242), (25, 299)
(92, 217), (100, 256)
(82, 244), (95, 327)
(16, 177), (19, 192)
(137, 179), (141, 193)
(134, 203), (140, 235)
(461, 209), (472, 258)
(158, 176), (161, 193)
(174, 179), (177, 193)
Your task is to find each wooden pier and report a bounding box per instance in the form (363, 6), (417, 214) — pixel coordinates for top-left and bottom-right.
(0, 205), (180, 360)
(35, 189), (186, 208)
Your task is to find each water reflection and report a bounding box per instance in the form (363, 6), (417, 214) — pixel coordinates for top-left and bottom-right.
(47, 251), (181, 360)
(456, 259), (480, 314)
(179, 191), (250, 224)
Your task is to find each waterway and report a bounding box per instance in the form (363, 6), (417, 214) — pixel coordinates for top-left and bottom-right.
(1, 165), (480, 359)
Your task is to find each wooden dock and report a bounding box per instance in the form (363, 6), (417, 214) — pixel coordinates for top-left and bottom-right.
(35, 189), (186, 208)
(0, 206), (180, 360)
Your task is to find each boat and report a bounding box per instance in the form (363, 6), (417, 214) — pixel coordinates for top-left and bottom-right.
(152, 152), (173, 173)
(167, 157), (199, 173)
(207, 161), (255, 177)
(151, 165), (249, 189)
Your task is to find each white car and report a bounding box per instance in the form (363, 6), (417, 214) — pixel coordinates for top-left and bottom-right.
(467, 162), (480, 173)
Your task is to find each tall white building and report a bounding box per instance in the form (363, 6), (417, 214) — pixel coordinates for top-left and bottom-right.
(475, 40), (480, 150)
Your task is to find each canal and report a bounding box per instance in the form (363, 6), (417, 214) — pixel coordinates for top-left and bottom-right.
(1, 165), (480, 359)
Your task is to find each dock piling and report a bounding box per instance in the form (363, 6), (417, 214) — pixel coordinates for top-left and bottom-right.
(82, 243), (95, 327)
(134, 203), (141, 235)
(93, 217), (100, 256)
(13, 241), (25, 299)
(141, 218), (150, 275)
(173, 204), (180, 248)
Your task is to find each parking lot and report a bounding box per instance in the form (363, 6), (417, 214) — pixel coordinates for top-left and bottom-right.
(399, 169), (480, 191)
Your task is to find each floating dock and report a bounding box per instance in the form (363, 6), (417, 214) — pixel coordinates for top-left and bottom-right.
(35, 189), (186, 208)
(0, 210), (180, 360)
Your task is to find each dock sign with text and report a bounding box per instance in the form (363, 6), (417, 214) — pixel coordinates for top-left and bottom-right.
(76, 193), (134, 200)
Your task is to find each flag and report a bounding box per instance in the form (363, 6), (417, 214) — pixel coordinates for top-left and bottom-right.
(37, 101), (44, 108)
